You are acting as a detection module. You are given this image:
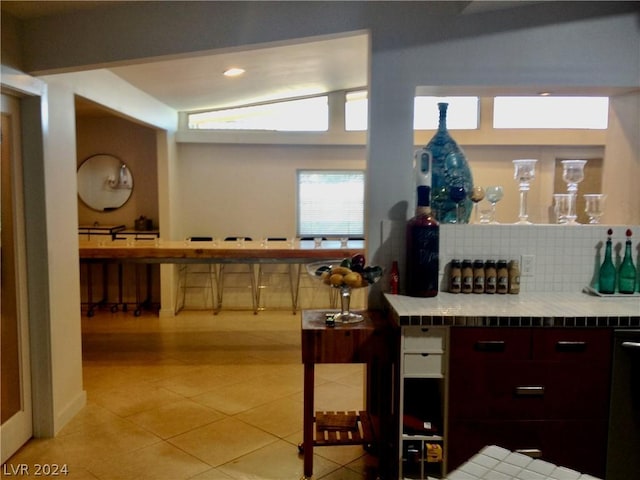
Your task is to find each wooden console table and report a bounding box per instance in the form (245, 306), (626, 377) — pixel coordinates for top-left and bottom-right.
(301, 309), (398, 479)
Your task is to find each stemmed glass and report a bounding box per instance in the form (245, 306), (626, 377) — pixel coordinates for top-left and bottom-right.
(469, 186), (485, 224)
(485, 186), (504, 224)
(449, 185), (467, 223)
(584, 194), (607, 224)
(513, 159), (537, 224)
(553, 194), (572, 224)
(561, 160), (587, 224)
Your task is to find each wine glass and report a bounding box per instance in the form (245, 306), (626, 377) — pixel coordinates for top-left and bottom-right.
(553, 193), (572, 224)
(584, 194), (607, 224)
(561, 159), (587, 224)
(449, 185), (467, 224)
(469, 186), (485, 224)
(513, 159), (537, 224)
(485, 186), (504, 224)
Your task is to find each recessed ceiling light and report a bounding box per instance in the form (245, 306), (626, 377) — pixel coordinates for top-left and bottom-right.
(223, 68), (245, 77)
(538, 91), (552, 96)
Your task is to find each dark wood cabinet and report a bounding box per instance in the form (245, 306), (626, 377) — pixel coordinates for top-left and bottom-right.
(448, 327), (612, 477)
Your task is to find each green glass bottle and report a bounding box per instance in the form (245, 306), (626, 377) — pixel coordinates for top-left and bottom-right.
(598, 228), (616, 294)
(618, 229), (637, 294)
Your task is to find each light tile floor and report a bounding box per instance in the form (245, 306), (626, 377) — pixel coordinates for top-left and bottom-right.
(5, 310), (380, 479)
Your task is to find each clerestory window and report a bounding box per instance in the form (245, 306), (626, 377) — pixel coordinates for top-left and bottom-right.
(188, 96), (329, 131)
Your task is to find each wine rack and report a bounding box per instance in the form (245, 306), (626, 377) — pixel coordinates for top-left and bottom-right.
(399, 326), (448, 479)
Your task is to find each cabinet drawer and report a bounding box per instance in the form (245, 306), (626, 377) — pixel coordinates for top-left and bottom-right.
(404, 353), (443, 376)
(542, 361), (611, 419)
(403, 326), (446, 352)
(449, 358), (546, 419)
(532, 328), (612, 362)
(450, 327), (531, 360)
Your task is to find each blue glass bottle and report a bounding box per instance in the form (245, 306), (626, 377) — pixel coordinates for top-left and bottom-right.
(417, 103), (474, 223)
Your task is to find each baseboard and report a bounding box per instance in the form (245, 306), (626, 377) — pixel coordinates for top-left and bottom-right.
(54, 389), (87, 436)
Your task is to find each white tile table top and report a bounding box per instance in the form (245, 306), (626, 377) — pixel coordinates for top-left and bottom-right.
(444, 445), (602, 480)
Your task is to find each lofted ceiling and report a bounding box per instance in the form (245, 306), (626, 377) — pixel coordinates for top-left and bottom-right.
(109, 33), (369, 112)
(4, 1), (630, 117)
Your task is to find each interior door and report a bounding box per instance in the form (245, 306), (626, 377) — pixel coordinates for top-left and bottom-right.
(1, 95), (33, 463)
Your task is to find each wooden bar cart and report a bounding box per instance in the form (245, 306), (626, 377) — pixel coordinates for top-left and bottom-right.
(300, 309), (398, 479)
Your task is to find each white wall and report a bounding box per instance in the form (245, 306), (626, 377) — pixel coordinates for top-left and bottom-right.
(37, 81), (86, 435)
(76, 116), (159, 228)
(175, 142), (609, 238)
(176, 143), (365, 240)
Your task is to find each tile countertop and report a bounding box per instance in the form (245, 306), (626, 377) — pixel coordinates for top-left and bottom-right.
(446, 445), (602, 480)
(383, 292), (640, 327)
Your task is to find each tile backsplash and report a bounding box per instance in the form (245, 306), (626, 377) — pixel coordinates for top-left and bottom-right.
(381, 221), (640, 294)
(438, 224), (639, 293)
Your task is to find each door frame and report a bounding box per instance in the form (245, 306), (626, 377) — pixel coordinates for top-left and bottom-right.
(1, 94), (33, 464)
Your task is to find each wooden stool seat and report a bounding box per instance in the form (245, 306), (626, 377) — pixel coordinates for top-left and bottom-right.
(314, 410), (374, 446)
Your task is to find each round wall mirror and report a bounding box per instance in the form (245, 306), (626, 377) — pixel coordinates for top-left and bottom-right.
(77, 154), (134, 211)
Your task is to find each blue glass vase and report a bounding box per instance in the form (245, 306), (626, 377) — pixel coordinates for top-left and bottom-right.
(416, 103), (474, 223)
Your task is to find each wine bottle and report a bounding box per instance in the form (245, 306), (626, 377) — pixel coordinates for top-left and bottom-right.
(406, 185), (439, 297)
(618, 229), (637, 294)
(598, 228), (616, 294)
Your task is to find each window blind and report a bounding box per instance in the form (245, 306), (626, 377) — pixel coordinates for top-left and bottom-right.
(297, 170), (365, 236)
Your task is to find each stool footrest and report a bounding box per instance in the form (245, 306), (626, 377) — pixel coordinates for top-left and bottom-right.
(313, 410), (374, 446)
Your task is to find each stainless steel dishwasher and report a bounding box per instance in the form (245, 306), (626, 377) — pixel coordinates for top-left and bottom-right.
(607, 329), (640, 480)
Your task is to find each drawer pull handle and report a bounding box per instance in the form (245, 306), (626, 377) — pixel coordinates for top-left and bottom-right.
(556, 341), (587, 352)
(474, 341), (505, 352)
(515, 448), (543, 458)
(515, 386), (545, 397)
(622, 342), (640, 350)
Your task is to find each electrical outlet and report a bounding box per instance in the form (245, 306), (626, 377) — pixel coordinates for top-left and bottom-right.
(521, 254), (535, 277)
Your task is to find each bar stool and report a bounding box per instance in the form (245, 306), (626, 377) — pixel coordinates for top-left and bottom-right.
(175, 236), (217, 314)
(256, 237), (299, 313)
(298, 237), (335, 309)
(217, 237), (258, 314)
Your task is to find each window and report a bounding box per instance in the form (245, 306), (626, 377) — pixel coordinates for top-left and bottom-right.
(345, 93), (479, 131)
(188, 96), (329, 131)
(345, 90), (368, 131)
(297, 170), (365, 236)
(414, 96), (479, 129)
(493, 96), (609, 129)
